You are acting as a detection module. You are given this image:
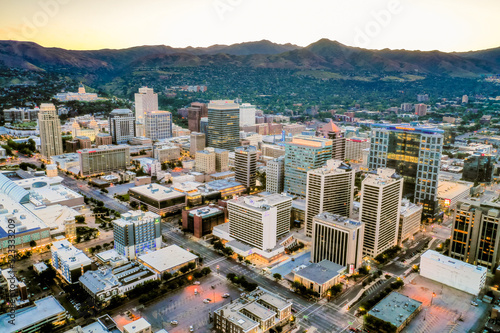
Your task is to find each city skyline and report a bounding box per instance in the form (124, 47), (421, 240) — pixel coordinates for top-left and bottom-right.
(0, 0), (499, 52)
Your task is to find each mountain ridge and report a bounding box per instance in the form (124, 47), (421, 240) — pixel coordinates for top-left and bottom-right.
(1, 39), (500, 77)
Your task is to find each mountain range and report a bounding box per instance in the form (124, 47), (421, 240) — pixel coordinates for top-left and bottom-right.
(1, 39), (500, 78)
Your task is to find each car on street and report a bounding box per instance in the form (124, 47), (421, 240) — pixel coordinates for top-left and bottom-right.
(203, 298), (211, 303)
(222, 293), (230, 298)
(189, 325), (194, 332)
(170, 320), (178, 325)
(193, 281), (200, 285)
(471, 301), (478, 306)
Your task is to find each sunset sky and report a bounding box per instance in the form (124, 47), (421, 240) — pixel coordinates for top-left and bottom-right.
(0, 0), (499, 52)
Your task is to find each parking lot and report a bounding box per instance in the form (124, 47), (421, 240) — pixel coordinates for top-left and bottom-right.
(401, 275), (489, 333)
(114, 273), (242, 333)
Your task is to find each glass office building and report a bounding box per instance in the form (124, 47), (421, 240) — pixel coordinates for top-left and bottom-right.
(368, 124), (443, 220)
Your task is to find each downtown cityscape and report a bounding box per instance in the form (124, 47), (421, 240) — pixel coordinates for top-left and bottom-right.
(0, 1), (500, 333)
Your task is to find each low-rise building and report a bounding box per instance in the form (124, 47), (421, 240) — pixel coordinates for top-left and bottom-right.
(181, 204), (226, 238)
(293, 260), (345, 297)
(437, 180), (472, 210)
(123, 318), (152, 333)
(79, 263), (157, 302)
(366, 292), (422, 333)
(213, 288), (292, 333)
(137, 244), (198, 278)
(129, 183), (186, 215)
(154, 144), (181, 163)
(420, 250), (486, 296)
(0, 296), (67, 333)
(51, 239), (92, 283)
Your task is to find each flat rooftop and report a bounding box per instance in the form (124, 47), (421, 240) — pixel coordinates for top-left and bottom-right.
(367, 292), (422, 329)
(129, 183), (185, 200)
(112, 210), (160, 227)
(78, 145), (129, 153)
(0, 194), (49, 239)
(287, 135), (332, 148)
(138, 245), (198, 273)
(400, 199), (423, 217)
(363, 168), (402, 186)
(189, 206), (224, 218)
(437, 181), (472, 199)
(309, 160), (352, 175)
(51, 239), (92, 267)
(243, 302), (275, 320)
(123, 318), (151, 332)
(0, 296), (66, 333)
(295, 260), (344, 285)
(25, 203), (80, 235)
(421, 250), (487, 275)
(229, 193), (291, 211)
(313, 212), (363, 230)
(205, 179), (244, 191)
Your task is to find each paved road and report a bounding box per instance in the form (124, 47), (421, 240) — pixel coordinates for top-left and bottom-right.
(59, 173), (130, 213)
(161, 223), (361, 332)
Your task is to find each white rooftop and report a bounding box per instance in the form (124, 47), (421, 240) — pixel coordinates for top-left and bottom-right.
(421, 250), (487, 274)
(123, 318), (151, 333)
(0, 194), (49, 240)
(138, 245), (198, 273)
(113, 210), (160, 227)
(25, 203), (80, 235)
(51, 239), (92, 268)
(0, 296), (66, 333)
(130, 183), (185, 200)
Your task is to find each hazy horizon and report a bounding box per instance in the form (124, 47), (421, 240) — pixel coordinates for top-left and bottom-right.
(1, 0), (499, 53)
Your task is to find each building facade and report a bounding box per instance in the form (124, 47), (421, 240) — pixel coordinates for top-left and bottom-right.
(144, 111), (172, 140)
(207, 100), (240, 150)
(316, 120), (345, 161)
(78, 145), (130, 176)
(449, 200), (500, 271)
(311, 212), (365, 271)
(368, 124), (443, 220)
(51, 239), (92, 283)
(266, 156), (285, 194)
(134, 87), (158, 136)
(39, 103), (63, 159)
(239, 103), (257, 127)
(109, 109), (136, 144)
(305, 159), (355, 237)
(360, 168), (403, 257)
(190, 132), (206, 155)
(112, 210), (161, 260)
(284, 135), (333, 197)
(398, 199), (422, 245)
(420, 250), (486, 296)
(181, 205), (226, 238)
(235, 146), (257, 188)
(187, 102), (208, 133)
(195, 150), (216, 174)
(463, 154), (495, 183)
(345, 138), (370, 162)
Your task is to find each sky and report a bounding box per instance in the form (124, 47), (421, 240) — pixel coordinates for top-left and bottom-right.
(0, 0), (499, 52)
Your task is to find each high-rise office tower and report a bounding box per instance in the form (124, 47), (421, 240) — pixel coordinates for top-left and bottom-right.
(239, 103), (257, 127)
(200, 117), (209, 145)
(38, 103), (63, 159)
(360, 168), (403, 257)
(284, 135), (332, 197)
(368, 124), (443, 220)
(449, 200), (500, 271)
(414, 104), (427, 116)
(316, 120), (345, 161)
(187, 102), (207, 132)
(304, 159), (355, 237)
(134, 87), (158, 136)
(113, 210), (161, 260)
(463, 154), (495, 183)
(144, 110), (172, 140)
(234, 146), (257, 188)
(190, 132), (206, 156)
(266, 156), (285, 194)
(311, 212), (365, 271)
(109, 109), (136, 144)
(207, 100), (240, 150)
(345, 138), (370, 162)
(228, 193), (292, 249)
